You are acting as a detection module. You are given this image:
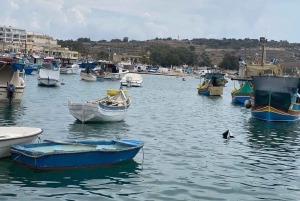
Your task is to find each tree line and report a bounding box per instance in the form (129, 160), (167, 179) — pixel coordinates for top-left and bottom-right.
(58, 37), (272, 70)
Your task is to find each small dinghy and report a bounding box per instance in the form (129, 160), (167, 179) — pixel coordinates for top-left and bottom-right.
(10, 139), (144, 169)
(0, 127), (43, 158)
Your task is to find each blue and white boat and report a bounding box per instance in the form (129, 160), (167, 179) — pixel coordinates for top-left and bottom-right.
(68, 89), (131, 122)
(10, 139), (144, 169)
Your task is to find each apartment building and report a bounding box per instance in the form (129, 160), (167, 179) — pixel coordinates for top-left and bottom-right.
(0, 25), (27, 53)
(0, 25), (78, 59)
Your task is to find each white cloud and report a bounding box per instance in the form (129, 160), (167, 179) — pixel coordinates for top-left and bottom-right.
(67, 7), (86, 24)
(0, 0), (299, 42)
(11, 1), (19, 9)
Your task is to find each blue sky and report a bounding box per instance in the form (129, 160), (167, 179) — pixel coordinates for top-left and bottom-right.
(0, 0), (299, 43)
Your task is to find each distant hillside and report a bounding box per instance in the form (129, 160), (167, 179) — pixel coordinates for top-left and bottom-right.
(60, 37), (300, 68)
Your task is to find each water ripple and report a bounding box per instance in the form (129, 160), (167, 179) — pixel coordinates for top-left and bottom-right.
(0, 75), (299, 200)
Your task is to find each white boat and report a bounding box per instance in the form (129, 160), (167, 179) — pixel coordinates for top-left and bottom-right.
(60, 59), (79, 74)
(103, 63), (128, 80)
(38, 68), (60, 86)
(120, 73), (143, 87)
(68, 89), (131, 123)
(0, 60), (26, 102)
(80, 67), (98, 81)
(0, 127), (43, 158)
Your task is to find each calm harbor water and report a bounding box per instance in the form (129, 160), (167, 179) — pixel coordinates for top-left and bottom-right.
(0, 73), (300, 200)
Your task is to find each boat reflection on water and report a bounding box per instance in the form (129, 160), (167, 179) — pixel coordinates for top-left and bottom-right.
(246, 118), (300, 151)
(67, 120), (131, 139)
(0, 102), (24, 126)
(0, 158), (142, 188)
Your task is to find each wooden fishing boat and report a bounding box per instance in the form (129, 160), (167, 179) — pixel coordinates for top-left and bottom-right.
(0, 127), (43, 158)
(250, 76), (300, 122)
(197, 73), (223, 96)
(231, 80), (253, 104)
(10, 139), (144, 169)
(68, 89), (131, 122)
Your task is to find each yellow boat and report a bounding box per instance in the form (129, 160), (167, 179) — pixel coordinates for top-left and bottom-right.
(106, 89), (127, 96)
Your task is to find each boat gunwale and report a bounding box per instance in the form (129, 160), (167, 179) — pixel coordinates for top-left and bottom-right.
(10, 140), (144, 158)
(0, 128), (43, 142)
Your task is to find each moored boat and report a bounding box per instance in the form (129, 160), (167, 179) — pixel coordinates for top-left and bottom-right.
(197, 73), (223, 96)
(0, 127), (43, 158)
(68, 89), (131, 122)
(37, 63), (60, 87)
(250, 76), (300, 122)
(231, 80), (253, 104)
(102, 63), (128, 80)
(60, 58), (79, 74)
(120, 73), (143, 87)
(10, 139), (144, 169)
(0, 60), (26, 102)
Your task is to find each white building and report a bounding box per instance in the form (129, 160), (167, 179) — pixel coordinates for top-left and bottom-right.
(0, 25), (78, 59)
(0, 25), (27, 53)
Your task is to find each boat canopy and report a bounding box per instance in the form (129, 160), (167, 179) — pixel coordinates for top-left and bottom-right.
(233, 81), (253, 95)
(204, 73), (225, 79)
(39, 69), (60, 80)
(252, 76), (299, 112)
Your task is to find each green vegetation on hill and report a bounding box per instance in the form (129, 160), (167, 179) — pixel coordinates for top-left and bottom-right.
(57, 37), (300, 69)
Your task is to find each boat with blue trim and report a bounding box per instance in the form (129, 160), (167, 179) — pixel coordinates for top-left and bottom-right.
(10, 139), (144, 169)
(250, 76), (300, 122)
(68, 88), (131, 122)
(231, 80), (253, 104)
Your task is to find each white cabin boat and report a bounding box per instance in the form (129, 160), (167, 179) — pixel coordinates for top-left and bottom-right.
(0, 127), (43, 158)
(68, 89), (131, 123)
(0, 60), (26, 102)
(100, 63), (128, 80)
(60, 59), (79, 74)
(120, 73), (143, 87)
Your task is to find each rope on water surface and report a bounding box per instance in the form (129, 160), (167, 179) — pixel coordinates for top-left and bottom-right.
(12, 154), (21, 161)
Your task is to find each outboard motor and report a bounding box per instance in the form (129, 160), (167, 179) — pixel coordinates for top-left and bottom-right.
(6, 83), (16, 103)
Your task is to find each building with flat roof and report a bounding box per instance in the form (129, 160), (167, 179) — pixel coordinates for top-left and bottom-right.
(0, 25), (78, 59)
(0, 25), (27, 53)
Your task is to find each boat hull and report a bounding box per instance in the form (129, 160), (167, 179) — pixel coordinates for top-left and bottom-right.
(0, 127), (43, 158)
(80, 72), (97, 81)
(251, 106), (300, 122)
(38, 79), (59, 86)
(24, 67), (34, 75)
(104, 72), (128, 80)
(60, 66), (79, 74)
(68, 100), (129, 122)
(120, 81), (142, 87)
(198, 86), (223, 96)
(10, 140), (144, 169)
(231, 94), (250, 104)
(0, 85), (25, 102)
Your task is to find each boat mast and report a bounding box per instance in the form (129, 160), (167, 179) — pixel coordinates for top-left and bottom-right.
(260, 37), (266, 74)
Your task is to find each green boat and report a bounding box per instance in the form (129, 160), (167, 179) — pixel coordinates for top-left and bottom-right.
(231, 80), (253, 104)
